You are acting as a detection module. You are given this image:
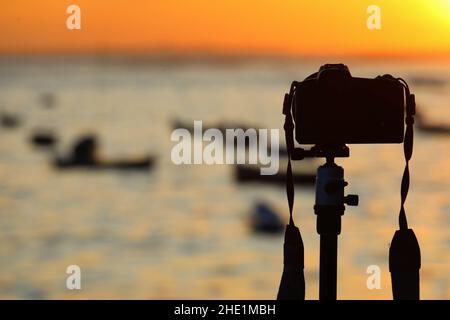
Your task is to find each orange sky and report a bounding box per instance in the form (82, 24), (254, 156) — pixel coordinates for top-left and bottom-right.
(1, 0), (450, 58)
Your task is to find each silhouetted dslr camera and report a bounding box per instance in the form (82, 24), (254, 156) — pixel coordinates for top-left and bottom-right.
(291, 64), (407, 144)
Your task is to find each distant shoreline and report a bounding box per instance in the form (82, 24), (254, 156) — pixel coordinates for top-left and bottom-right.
(0, 52), (449, 67)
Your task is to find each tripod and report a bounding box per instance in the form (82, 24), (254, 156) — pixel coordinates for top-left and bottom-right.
(293, 144), (358, 300)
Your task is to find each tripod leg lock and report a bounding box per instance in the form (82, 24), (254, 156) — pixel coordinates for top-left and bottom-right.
(314, 204), (345, 235)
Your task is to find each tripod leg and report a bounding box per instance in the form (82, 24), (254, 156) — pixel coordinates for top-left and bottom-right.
(319, 234), (338, 300)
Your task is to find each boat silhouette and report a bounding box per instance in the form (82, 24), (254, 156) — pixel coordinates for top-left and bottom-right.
(53, 135), (155, 171)
(235, 158), (317, 185)
(415, 107), (450, 134)
(30, 130), (58, 148)
(249, 202), (284, 233)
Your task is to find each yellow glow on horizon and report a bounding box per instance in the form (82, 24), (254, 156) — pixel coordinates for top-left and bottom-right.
(443, 0), (450, 9)
(433, 0), (450, 23)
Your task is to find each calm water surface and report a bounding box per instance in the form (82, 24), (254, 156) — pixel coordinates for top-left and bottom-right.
(0, 58), (448, 299)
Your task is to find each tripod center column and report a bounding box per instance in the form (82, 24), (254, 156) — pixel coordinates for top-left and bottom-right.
(314, 160), (346, 300)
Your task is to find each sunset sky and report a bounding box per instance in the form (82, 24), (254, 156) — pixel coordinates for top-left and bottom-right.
(1, 0), (450, 58)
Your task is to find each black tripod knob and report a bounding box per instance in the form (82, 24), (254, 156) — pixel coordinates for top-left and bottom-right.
(344, 194), (359, 206)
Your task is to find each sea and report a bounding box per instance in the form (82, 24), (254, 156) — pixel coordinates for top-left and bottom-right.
(0, 56), (448, 299)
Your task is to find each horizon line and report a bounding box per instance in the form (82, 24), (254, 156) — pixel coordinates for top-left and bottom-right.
(1, 50), (450, 64)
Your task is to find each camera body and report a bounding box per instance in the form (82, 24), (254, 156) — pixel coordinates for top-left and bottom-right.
(293, 64), (405, 145)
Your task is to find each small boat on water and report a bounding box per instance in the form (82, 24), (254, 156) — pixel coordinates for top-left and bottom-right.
(249, 202), (284, 234)
(54, 156), (155, 170)
(39, 92), (57, 109)
(235, 158), (317, 185)
(410, 76), (447, 88)
(0, 112), (21, 129)
(417, 122), (450, 134)
(52, 135), (155, 171)
(30, 130), (58, 148)
(415, 108), (450, 135)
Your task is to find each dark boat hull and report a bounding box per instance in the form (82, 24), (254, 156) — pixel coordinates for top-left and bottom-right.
(53, 156), (155, 171)
(30, 134), (57, 147)
(418, 123), (450, 134)
(235, 165), (315, 185)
